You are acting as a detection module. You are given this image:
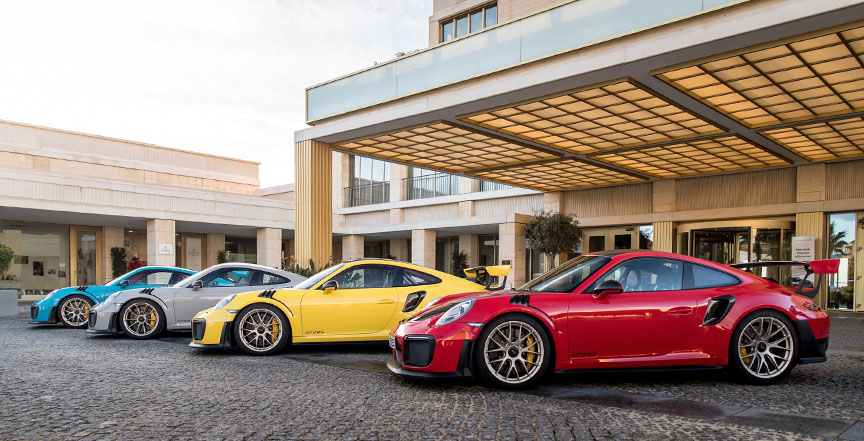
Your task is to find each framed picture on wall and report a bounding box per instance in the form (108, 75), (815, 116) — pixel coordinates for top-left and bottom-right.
(32, 261), (44, 276)
(58, 271), (66, 278)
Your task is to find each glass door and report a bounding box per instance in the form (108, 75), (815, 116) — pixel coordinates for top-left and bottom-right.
(827, 213), (858, 310)
(691, 228), (750, 265)
(70, 227), (101, 286)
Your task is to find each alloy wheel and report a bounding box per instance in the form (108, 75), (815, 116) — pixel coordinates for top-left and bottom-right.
(61, 298), (90, 327)
(483, 320), (545, 384)
(238, 309), (283, 352)
(122, 302), (160, 337)
(737, 316), (794, 379)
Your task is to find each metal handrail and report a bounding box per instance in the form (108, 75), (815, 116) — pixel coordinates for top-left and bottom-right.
(344, 182), (390, 207)
(403, 174), (458, 200)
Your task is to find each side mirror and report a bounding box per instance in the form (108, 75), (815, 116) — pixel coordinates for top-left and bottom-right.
(118, 279), (129, 288)
(190, 280), (203, 290)
(593, 280), (624, 300)
(321, 280), (338, 292)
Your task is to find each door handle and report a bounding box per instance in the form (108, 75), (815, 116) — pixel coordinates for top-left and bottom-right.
(668, 306), (694, 315)
(376, 299), (395, 304)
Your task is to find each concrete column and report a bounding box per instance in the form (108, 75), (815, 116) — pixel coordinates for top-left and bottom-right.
(206, 234), (225, 266)
(390, 208), (404, 224)
(652, 221), (676, 253)
(796, 164), (826, 203)
(102, 226), (124, 283)
(459, 234), (479, 267)
(458, 201), (475, 218)
(458, 176), (476, 194)
(390, 164), (408, 202)
(499, 214), (530, 289)
(390, 238), (409, 262)
(146, 219), (175, 267)
(653, 180), (677, 213)
(342, 235), (365, 262)
(257, 228), (282, 268)
(411, 230), (436, 268)
(796, 211), (827, 308)
(542, 191), (563, 213)
(295, 140), (333, 267)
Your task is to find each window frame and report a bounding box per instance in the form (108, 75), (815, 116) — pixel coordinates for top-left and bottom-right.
(327, 264), (398, 290)
(197, 267), (256, 288)
(395, 267), (442, 287)
(683, 262), (741, 290)
(440, 2), (498, 43)
(584, 257), (686, 294)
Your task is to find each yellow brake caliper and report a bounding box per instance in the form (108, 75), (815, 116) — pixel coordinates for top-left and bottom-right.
(740, 347), (750, 365)
(524, 335), (536, 369)
(83, 303), (90, 319)
(149, 310), (158, 327)
(270, 317), (280, 344)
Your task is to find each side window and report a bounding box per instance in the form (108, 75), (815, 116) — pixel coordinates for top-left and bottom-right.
(685, 263), (739, 289)
(395, 268), (441, 287)
(596, 258), (683, 292)
(199, 268), (253, 287)
(330, 266), (394, 289)
(169, 271), (188, 285)
(261, 272), (290, 285)
(143, 271), (175, 285)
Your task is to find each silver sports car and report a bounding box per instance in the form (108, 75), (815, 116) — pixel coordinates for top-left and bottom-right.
(87, 263), (304, 339)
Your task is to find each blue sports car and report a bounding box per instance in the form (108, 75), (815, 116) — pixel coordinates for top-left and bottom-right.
(29, 266), (194, 328)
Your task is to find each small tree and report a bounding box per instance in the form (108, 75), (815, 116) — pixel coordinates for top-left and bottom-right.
(0, 242), (13, 278)
(217, 250), (229, 264)
(110, 247), (128, 277)
(450, 249), (468, 278)
(523, 210), (582, 270)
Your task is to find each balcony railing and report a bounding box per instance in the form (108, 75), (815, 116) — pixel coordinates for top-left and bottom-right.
(404, 175), (458, 200)
(306, 0), (750, 122)
(478, 180), (513, 192)
(344, 182), (390, 207)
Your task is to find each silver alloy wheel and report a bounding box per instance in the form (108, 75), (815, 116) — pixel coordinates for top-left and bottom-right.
(122, 302), (160, 337)
(60, 298), (90, 326)
(483, 320), (545, 384)
(737, 316), (794, 379)
(238, 309), (283, 353)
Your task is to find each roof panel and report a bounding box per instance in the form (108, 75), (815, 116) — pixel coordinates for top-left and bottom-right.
(760, 116), (864, 162)
(467, 159), (645, 192)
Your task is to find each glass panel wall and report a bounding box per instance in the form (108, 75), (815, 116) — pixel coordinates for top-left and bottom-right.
(345, 155), (390, 207)
(364, 241), (390, 259)
(404, 167), (458, 200)
(225, 237), (257, 264)
(828, 213), (856, 310)
(639, 225), (653, 250)
(0, 221), (70, 296)
(478, 180), (512, 192)
(435, 237), (459, 274)
(75, 230), (98, 286)
(478, 234), (499, 266)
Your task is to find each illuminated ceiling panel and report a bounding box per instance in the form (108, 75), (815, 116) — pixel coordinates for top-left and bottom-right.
(460, 80), (722, 155)
(761, 116), (864, 162)
(468, 159), (645, 192)
(334, 121), (559, 173)
(658, 25), (864, 128)
(590, 136), (790, 179)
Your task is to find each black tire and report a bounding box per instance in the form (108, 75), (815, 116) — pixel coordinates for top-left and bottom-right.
(57, 295), (93, 329)
(475, 313), (553, 389)
(233, 304), (290, 356)
(119, 299), (166, 339)
(728, 310), (799, 385)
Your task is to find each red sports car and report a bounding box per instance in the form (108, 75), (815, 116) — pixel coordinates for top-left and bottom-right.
(387, 251), (837, 388)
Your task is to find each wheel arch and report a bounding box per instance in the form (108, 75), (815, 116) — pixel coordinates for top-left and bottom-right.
(233, 299), (296, 340)
(478, 308), (560, 363)
(119, 295), (170, 319)
(54, 292), (98, 321)
(727, 305), (803, 353)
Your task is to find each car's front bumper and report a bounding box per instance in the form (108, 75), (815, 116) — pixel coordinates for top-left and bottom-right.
(28, 300), (59, 324)
(388, 317), (481, 378)
(188, 309), (235, 348)
(86, 307), (121, 334)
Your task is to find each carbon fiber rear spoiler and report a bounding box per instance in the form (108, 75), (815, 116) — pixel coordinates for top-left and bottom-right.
(464, 264), (511, 290)
(730, 259), (840, 298)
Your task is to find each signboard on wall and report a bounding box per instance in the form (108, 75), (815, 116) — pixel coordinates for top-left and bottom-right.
(158, 244), (174, 255)
(791, 236), (815, 262)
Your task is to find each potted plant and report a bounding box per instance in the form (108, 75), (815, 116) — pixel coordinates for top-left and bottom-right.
(0, 242), (19, 316)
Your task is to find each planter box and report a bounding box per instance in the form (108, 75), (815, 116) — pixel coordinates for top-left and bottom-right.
(0, 289), (17, 317)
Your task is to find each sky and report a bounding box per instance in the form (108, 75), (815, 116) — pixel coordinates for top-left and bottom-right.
(0, 0), (431, 187)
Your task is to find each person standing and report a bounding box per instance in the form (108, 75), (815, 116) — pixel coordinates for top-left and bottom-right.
(128, 255), (142, 271)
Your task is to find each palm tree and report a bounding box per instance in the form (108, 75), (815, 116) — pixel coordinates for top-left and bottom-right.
(828, 221), (848, 258)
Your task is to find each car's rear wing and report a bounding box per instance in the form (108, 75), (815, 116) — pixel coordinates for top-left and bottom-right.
(730, 259), (840, 298)
(464, 264), (511, 290)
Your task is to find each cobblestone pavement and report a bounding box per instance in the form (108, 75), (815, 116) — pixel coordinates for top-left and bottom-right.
(0, 309), (862, 441)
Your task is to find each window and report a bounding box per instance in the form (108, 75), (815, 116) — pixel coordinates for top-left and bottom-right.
(614, 234), (632, 250)
(126, 270), (176, 286)
(478, 180), (512, 192)
(346, 155), (390, 206)
(685, 263), (739, 289)
(331, 266), (394, 289)
(199, 268), (254, 287)
(396, 268), (441, 287)
(522, 255), (610, 293)
(405, 167), (457, 200)
(261, 273), (290, 285)
(588, 236), (605, 253)
(441, 3), (498, 42)
(595, 258), (683, 292)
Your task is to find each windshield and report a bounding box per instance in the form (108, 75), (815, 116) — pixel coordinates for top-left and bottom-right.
(520, 255), (611, 293)
(293, 263), (345, 290)
(106, 272), (130, 286)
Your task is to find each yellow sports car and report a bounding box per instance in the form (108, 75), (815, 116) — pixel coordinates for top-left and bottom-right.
(189, 259), (509, 355)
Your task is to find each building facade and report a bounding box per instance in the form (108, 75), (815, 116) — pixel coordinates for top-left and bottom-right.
(298, 0), (864, 312)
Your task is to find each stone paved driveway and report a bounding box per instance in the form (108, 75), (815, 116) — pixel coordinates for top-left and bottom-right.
(0, 310), (862, 440)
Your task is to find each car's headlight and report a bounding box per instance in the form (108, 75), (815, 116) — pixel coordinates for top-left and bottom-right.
(436, 299), (474, 326)
(212, 295), (236, 312)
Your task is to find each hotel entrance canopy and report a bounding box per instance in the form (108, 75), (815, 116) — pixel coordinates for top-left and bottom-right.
(298, 0), (864, 193)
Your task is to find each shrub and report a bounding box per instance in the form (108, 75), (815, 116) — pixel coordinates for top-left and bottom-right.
(523, 210), (582, 270)
(0, 243), (13, 277)
(110, 247), (128, 277)
(450, 249), (468, 278)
